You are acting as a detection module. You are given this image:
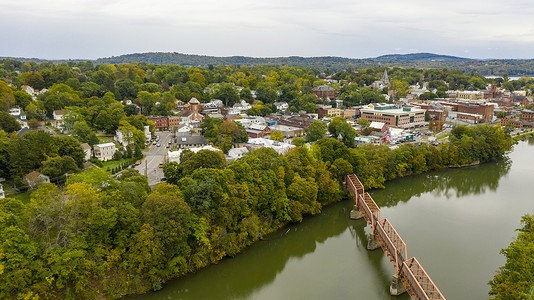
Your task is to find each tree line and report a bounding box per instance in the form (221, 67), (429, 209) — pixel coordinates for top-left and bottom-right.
(0, 123), (513, 299)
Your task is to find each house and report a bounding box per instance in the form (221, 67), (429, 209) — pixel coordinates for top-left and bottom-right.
(269, 124), (305, 138)
(168, 145), (221, 163)
(274, 102), (289, 112)
(245, 138), (295, 155)
(246, 124), (271, 138)
(174, 132), (210, 149)
(144, 125), (151, 142)
(226, 147), (249, 162)
(80, 143), (92, 161)
(24, 171), (50, 190)
(0, 183), (4, 198)
(21, 85), (35, 96)
(9, 107), (28, 128)
(93, 143), (117, 161)
(114, 130), (133, 147)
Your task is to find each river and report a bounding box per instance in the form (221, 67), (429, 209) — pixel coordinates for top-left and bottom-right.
(128, 140), (534, 300)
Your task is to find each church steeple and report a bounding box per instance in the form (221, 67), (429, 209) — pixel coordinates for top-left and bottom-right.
(382, 69), (389, 83)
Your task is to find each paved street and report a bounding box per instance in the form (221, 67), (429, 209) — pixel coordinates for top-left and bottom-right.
(135, 131), (173, 186)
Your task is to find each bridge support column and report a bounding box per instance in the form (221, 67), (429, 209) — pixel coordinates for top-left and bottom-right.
(350, 205), (363, 219)
(367, 234), (380, 250)
(390, 274), (407, 296)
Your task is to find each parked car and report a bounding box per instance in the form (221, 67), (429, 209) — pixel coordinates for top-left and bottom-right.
(135, 160), (142, 165)
(159, 162), (164, 168)
(153, 141), (157, 145)
(156, 143), (161, 147)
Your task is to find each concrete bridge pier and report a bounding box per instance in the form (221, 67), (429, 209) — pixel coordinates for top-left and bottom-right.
(367, 234), (380, 250)
(390, 274), (407, 296)
(350, 205), (363, 219)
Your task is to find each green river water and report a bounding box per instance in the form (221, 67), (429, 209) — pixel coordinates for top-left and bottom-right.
(128, 140), (534, 300)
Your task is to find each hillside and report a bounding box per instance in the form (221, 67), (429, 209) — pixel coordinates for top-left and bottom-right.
(3, 52), (534, 75)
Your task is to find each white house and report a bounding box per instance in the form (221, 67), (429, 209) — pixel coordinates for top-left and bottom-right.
(168, 145), (222, 164)
(93, 143), (117, 161)
(274, 102), (289, 112)
(80, 143), (92, 161)
(24, 171), (50, 190)
(0, 183), (4, 198)
(9, 107), (28, 128)
(226, 147), (249, 161)
(52, 110), (64, 130)
(115, 130), (133, 147)
(144, 125), (151, 141)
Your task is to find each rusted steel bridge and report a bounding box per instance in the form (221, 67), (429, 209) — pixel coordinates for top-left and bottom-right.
(347, 174), (446, 300)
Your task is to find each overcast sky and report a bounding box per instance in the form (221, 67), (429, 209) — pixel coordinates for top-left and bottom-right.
(2, 0), (534, 60)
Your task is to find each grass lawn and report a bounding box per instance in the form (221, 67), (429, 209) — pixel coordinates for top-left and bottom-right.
(101, 158), (136, 173)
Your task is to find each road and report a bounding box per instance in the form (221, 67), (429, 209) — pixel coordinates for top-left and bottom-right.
(135, 131), (173, 186)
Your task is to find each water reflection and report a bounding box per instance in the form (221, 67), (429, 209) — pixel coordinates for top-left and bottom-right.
(128, 202), (350, 300)
(373, 158), (511, 207)
(128, 156), (513, 300)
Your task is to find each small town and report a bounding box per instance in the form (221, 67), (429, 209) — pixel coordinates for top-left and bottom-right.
(1, 67), (532, 190)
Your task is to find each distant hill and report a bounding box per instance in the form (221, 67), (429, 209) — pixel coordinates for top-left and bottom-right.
(3, 52), (534, 76)
(374, 53), (473, 62)
(93, 52), (368, 69)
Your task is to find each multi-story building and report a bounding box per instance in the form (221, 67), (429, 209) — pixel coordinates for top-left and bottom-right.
(457, 91), (484, 100)
(93, 143), (117, 161)
(168, 116), (181, 129)
(316, 105), (341, 118)
(147, 116), (169, 131)
(312, 85), (336, 100)
(457, 102), (494, 122)
(360, 105), (426, 129)
(520, 109), (534, 128)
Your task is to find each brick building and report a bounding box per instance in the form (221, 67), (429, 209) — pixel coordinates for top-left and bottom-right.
(147, 116), (169, 131)
(457, 103), (494, 122)
(312, 85), (336, 100)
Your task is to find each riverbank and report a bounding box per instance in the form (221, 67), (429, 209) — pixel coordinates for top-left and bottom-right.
(0, 126), (514, 299)
(127, 141), (532, 300)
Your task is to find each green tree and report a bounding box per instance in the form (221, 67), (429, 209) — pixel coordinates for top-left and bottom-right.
(40, 156), (78, 180)
(489, 214), (534, 299)
(0, 111), (21, 133)
(270, 130), (284, 142)
(141, 183), (191, 258)
(305, 121), (327, 142)
(357, 118), (371, 127)
(214, 83), (239, 107)
(328, 117), (356, 147)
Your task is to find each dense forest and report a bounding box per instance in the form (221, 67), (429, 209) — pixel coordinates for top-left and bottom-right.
(3, 52), (534, 75)
(0, 124), (513, 299)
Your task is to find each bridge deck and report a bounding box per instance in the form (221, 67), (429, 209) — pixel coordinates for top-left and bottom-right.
(347, 174), (445, 300)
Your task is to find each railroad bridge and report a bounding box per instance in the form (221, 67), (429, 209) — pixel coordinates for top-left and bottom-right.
(347, 174), (446, 300)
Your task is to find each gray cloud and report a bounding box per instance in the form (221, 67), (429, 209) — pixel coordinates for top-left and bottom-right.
(1, 0), (534, 59)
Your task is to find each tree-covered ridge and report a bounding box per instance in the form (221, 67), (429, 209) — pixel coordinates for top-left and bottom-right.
(3, 52), (534, 75)
(489, 214), (534, 299)
(0, 122), (513, 299)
